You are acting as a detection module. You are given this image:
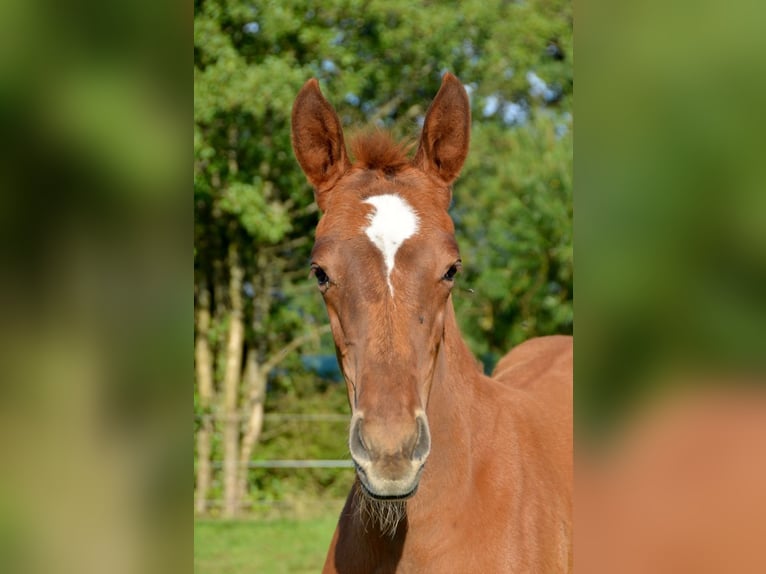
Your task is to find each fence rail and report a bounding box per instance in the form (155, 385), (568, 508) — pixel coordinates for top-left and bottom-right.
(210, 459), (354, 469)
(263, 413), (347, 422)
(195, 413), (348, 422)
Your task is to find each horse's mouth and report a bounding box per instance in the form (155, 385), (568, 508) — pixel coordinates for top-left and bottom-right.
(355, 464), (421, 501)
(358, 478), (419, 501)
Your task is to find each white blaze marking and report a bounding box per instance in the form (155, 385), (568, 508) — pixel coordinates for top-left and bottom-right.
(362, 194), (419, 294)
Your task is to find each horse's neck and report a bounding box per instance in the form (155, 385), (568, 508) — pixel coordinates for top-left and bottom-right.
(436, 301), (485, 404)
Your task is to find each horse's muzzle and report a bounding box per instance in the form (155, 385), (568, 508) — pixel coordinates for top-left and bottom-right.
(349, 411), (431, 499)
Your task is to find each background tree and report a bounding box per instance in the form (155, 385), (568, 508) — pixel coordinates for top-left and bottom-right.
(194, 0), (572, 516)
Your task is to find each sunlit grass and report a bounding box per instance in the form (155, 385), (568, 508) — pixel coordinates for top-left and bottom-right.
(194, 514), (339, 574)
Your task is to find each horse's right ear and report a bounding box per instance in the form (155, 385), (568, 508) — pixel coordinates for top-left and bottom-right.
(291, 79), (351, 211)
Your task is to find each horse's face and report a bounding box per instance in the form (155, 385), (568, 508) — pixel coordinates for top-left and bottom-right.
(310, 174), (460, 499)
(292, 74), (470, 499)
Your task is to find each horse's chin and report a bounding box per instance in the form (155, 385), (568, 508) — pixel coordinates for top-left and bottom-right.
(354, 479), (411, 537)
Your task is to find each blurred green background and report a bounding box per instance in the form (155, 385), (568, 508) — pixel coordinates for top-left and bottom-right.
(576, 0), (766, 441)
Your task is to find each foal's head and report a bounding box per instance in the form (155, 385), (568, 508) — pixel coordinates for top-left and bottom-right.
(292, 74), (470, 500)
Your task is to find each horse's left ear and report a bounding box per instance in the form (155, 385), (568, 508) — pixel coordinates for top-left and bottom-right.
(413, 73), (471, 189)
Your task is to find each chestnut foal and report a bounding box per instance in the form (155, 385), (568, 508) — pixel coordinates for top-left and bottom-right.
(291, 73), (572, 573)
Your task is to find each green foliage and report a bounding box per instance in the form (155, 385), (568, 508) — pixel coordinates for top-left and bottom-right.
(218, 180), (292, 242)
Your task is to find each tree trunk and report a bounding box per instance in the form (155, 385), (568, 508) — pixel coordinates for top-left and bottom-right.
(194, 281), (215, 515)
(236, 349), (267, 503)
(222, 243), (245, 518)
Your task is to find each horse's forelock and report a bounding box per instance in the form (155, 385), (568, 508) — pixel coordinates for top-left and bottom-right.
(350, 131), (414, 175)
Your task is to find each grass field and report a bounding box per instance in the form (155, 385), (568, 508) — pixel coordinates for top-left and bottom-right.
(194, 514), (339, 574)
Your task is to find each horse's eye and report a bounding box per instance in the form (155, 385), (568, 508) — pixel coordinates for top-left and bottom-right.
(443, 261), (461, 282)
(312, 265), (330, 287)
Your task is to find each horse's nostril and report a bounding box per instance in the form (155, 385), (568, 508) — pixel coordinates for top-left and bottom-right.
(412, 415), (431, 461)
(350, 417), (371, 462)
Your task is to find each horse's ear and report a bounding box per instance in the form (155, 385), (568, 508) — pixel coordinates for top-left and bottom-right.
(413, 73), (471, 188)
(291, 79), (351, 211)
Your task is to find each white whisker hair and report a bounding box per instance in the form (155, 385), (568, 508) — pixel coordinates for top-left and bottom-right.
(353, 482), (407, 538)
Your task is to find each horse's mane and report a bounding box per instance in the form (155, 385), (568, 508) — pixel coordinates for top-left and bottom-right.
(350, 131), (414, 174)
